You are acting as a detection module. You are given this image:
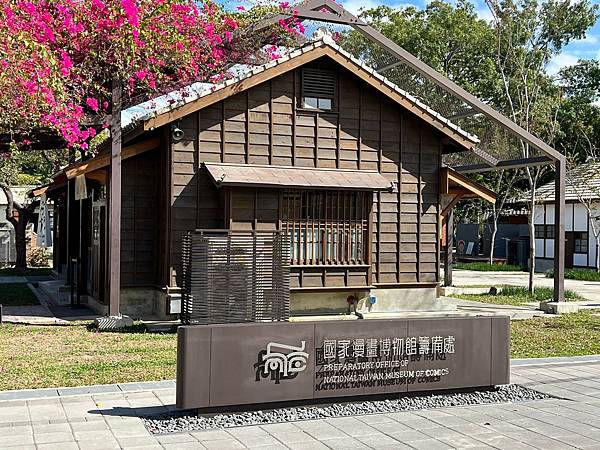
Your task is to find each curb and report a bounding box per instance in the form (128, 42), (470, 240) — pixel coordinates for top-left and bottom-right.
(0, 380), (175, 402)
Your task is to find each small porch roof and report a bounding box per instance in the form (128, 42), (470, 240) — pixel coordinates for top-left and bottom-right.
(203, 163), (393, 191)
(440, 167), (497, 203)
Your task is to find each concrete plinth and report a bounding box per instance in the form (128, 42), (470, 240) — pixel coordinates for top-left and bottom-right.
(94, 315), (134, 330)
(539, 301), (580, 315)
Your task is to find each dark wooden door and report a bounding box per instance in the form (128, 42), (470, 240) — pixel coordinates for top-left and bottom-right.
(565, 232), (574, 268)
(91, 201), (106, 302)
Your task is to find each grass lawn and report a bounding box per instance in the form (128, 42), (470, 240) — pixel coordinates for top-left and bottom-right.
(0, 283), (40, 306)
(0, 323), (176, 391)
(0, 311), (599, 390)
(0, 267), (53, 277)
(455, 286), (582, 306)
(546, 267), (600, 282)
(511, 311), (600, 358)
(454, 262), (523, 272)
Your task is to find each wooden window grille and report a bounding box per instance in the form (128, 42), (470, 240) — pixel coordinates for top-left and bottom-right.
(281, 190), (370, 265)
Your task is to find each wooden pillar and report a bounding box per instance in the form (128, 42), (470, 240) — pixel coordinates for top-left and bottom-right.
(554, 158), (566, 302)
(444, 208), (453, 287)
(107, 80), (122, 316)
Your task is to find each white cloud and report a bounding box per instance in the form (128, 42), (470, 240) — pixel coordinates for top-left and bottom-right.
(547, 52), (580, 75)
(573, 34), (599, 46)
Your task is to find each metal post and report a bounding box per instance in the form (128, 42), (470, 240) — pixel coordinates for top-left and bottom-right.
(444, 209), (454, 287)
(107, 79), (122, 316)
(554, 158), (566, 302)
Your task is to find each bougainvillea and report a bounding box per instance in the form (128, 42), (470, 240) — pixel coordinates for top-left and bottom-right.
(0, 0), (302, 151)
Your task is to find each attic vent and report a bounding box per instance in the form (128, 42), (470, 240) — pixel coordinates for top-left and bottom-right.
(301, 68), (336, 110)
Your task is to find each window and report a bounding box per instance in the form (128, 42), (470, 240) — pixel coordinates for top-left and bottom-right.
(535, 225), (555, 239)
(281, 190), (370, 265)
(574, 232), (588, 254)
(535, 225), (545, 238)
(301, 68), (335, 111)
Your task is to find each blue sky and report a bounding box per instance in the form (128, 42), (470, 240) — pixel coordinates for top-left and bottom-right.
(335, 0), (600, 74)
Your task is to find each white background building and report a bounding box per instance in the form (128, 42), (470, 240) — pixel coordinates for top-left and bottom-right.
(534, 161), (600, 272)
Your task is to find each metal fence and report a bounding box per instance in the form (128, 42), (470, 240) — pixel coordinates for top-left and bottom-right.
(181, 230), (290, 325)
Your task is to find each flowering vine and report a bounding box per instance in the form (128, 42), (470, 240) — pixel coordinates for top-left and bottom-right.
(0, 0), (303, 151)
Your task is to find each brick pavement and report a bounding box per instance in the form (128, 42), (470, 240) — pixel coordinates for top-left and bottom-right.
(1, 357), (600, 449)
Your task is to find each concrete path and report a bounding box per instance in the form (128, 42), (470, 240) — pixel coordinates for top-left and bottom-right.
(1, 281), (97, 325)
(453, 269), (600, 303)
(1, 356), (600, 449)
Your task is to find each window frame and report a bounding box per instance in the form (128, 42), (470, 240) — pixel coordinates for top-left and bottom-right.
(574, 231), (588, 254)
(300, 67), (336, 112)
(281, 189), (371, 266)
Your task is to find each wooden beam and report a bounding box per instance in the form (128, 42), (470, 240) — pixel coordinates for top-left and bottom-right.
(64, 137), (159, 179)
(108, 79), (122, 317)
(444, 208), (454, 287)
(441, 193), (464, 217)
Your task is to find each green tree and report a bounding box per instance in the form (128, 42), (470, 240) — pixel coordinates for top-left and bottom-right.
(485, 0), (598, 291)
(556, 60), (600, 161)
(0, 149), (68, 270)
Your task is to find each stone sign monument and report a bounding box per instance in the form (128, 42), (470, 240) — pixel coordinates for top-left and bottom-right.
(176, 317), (509, 410)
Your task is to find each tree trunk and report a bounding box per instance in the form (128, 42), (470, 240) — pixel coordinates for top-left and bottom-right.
(13, 220), (27, 270)
(0, 183), (34, 272)
(489, 221), (498, 265)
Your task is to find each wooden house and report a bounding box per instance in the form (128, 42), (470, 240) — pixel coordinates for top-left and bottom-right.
(44, 37), (496, 319)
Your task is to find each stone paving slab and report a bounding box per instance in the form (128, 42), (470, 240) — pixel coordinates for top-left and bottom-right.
(1, 358), (600, 449)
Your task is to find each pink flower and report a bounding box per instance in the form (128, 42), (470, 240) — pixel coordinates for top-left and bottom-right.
(135, 70), (147, 80)
(59, 51), (73, 76)
(85, 97), (99, 112)
(121, 0), (140, 27)
(236, 5), (246, 10)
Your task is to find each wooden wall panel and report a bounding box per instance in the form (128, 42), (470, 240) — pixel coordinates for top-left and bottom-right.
(169, 56), (443, 290)
(121, 149), (159, 286)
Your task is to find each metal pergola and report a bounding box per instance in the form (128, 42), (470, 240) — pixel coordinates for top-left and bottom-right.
(256, 0), (566, 302)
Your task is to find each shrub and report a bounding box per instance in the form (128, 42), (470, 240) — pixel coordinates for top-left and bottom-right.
(27, 247), (51, 268)
(498, 286), (581, 301)
(546, 268), (600, 282)
(454, 262), (523, 272)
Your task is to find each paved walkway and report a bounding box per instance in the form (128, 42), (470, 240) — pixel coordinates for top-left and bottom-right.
(1, 356), (600, 449)
(453, 269), (600, 303)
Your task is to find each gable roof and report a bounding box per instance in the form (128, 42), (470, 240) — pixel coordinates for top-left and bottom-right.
(120, 36), (480, 151)
(537, 160), (600, 202)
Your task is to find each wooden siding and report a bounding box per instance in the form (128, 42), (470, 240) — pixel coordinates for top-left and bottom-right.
(121, 149), (159, 286)
(169, 56), (442, 289)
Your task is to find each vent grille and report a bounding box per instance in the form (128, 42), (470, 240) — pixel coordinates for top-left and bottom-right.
(181, 230), (290, 325)
(302, 68), (336, 99)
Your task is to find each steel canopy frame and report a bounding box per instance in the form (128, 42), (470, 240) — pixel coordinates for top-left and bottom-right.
(259, 0), (565, 301)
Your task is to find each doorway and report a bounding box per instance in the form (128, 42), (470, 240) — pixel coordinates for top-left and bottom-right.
(90, 200), (106, 302)
(565, 232), (574, 268)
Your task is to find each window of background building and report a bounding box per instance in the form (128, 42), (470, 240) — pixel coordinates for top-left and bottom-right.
(574, 232), (588, 254)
